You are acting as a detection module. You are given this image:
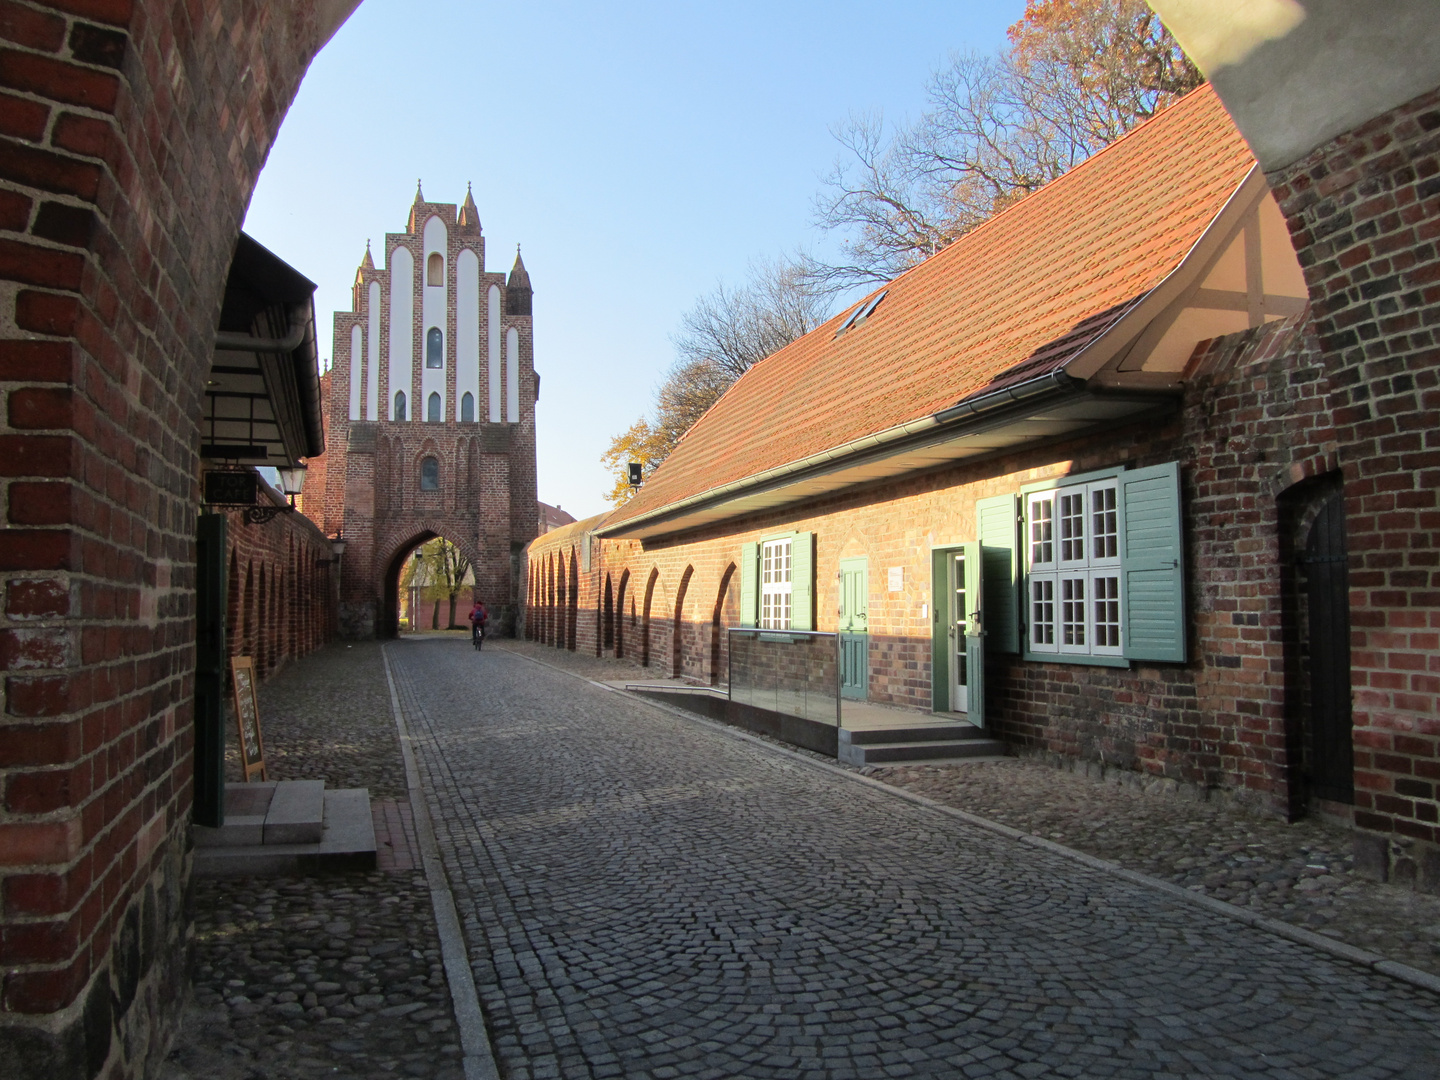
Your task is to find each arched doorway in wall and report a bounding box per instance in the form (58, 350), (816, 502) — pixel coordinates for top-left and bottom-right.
(710, 563), (737, 687)
(555, 551), (568, 649)
(1278, 472), (1355, 815)
(379, 530), (482, 639)
(603, 574), (614, 654)
(641, 568), (659, 667)
(567, 550), (580, 651)
(672, 566), (694, 677)
(545, 554), (556, 645)
(614, 569), (630, 658)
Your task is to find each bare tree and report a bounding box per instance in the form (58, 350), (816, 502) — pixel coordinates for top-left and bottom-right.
(806, 0), (1202, 292)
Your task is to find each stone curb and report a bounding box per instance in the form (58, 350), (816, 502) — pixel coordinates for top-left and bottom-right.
(382, 645), (502, 1080)
(502, 644), (1440, 1001)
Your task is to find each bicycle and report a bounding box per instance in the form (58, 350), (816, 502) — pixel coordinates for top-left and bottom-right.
(472, 622), (485, 651)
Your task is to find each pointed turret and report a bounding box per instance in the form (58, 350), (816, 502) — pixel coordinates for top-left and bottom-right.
(360, 239), (374, 271)
(408, 179), (425, 232)
(506, 245), (532, 317)
(458, 182), (482, 236)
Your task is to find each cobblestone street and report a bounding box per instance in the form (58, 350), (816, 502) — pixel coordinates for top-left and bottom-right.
(394, 639), (1440, 1079)
(162, 643), (464, 1080)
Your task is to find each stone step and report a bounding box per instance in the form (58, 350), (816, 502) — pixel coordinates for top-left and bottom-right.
(838, 730), (1007, 766)
(193, 779), (326, 848)
(194, 789), (376, 877)
(844, 724), (988, 746)
(265, 778), (325, 844)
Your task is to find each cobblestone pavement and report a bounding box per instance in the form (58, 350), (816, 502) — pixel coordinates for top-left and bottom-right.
(870, 761), (1440, 979)
(163, 642), (463, 1080)
(499, 638), (1440, 980)
(393, 638), (1440, 1080)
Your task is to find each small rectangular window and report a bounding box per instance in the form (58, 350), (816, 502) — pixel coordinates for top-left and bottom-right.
(1030, 578), (1055, 651)
(1059, 491), (1085, 564)
(1029, 495), (1054, 568)
(1060, 575), (1087, 651)
(1089, 482), (1119, 565)
(1092, 574), (1122, 652)
(760, 538), (792, 630)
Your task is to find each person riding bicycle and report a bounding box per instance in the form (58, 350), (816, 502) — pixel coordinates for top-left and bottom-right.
(468, 598), (489, 649)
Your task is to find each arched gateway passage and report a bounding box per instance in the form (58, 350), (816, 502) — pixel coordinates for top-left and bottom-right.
(381, 530), (483, 639)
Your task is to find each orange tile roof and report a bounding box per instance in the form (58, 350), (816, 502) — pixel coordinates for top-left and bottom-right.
(607, 85), (1253, 530)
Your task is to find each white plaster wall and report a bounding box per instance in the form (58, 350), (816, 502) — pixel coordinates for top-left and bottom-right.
(422, 216), (449, 422)
(506, 325), (520, 423)
(1150, 0), (1440, 169)
(488, 284), (502, 422)
(388, 246), (414, 421)
(456, 248), (480, 421)
(366, 281), (380, 421)
(349, 323), (363, 421)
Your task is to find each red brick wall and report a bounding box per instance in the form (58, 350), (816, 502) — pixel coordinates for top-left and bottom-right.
(522, 312), (1343, 810)
(223, 488), (335, 678)
(0, 0), (353, 1072)
(1269, 85), (1440, 884)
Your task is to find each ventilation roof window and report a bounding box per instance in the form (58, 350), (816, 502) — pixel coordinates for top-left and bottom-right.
(833, 289), (888, 338)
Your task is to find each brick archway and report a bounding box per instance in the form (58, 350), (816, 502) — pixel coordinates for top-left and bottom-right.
(379, 528), (485, 639)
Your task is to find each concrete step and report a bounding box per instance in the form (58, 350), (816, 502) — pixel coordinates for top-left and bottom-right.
(193, 779), (326, 848)
(838, 727), (1007, 766)
(844, 724), (988, 746)
(265, 778), (325, 844)
(194, 788), (376, 877)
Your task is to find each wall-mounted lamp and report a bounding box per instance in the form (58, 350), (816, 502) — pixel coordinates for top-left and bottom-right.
(276, 464), (308, 508)
(316, 532), (347, 567)
(627, 462), (643, 488)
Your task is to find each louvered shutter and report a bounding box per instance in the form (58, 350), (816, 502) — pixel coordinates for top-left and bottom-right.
(976, 493), (1020, 654)
(1121, 462), (1186, 662)
(790, 532), (815, 631)
(739, 542), (758, 628)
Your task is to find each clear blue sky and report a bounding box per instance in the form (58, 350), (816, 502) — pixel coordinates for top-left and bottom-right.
(244, 0), (1025, 520)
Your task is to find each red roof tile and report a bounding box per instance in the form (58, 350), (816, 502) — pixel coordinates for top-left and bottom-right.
(608, 85), (1253, 529)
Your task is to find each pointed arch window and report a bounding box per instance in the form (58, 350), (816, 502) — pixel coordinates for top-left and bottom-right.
(427, 252), (444, 287)
(426, 327), (443, 369)
(420, 456), (439, 490)
(393, 390), (407, 421)
(461, 392), (475, 423)
(427, 392), (441, 423)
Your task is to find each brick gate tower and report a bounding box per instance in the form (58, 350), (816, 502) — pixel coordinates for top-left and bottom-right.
(317, 184), (538, 637)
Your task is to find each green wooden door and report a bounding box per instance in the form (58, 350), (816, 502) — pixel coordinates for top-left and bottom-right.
(963, 542), (985, 728)
(838, 557), (868, 700)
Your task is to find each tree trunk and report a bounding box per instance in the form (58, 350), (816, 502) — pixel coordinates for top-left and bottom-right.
(431, 600), (439, 630)
(448, 594), (457, 629)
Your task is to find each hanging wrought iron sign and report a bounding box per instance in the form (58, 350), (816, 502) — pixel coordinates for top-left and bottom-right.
(202, 468), (294, 525)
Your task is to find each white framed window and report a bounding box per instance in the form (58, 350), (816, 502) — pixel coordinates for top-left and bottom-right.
(760, 537), (793, 629)
(1028, 493), (1054, 569)
(1027, 479), (1124, 658)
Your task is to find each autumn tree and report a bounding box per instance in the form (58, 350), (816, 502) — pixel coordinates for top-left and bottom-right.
(804, 0), (1202, 291)
(398, 537), (473, 629)
(601, 260), (830, 505)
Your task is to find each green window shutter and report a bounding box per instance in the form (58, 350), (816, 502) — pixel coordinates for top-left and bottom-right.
(739, 542), (759, 628)
(976, 493), (1020, 654)
(1121, 461), (1186, 663)
(790, 531), (815, 631)
(930, 547), (950, 712)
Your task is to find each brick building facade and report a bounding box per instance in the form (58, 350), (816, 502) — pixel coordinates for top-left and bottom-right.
(0, 2), (1436, 1077)
(0, 1), (356, 1075)
(526, 84), (1440, 891)
(309, 188), (538, 639)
